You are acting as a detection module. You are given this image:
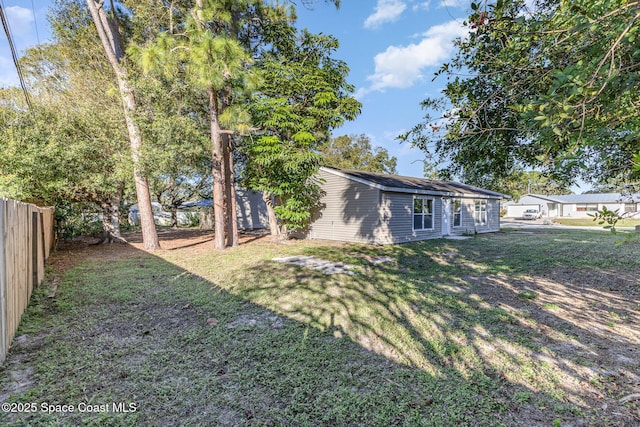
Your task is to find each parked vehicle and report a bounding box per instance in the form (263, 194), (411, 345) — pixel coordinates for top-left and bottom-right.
(522, 209), (542, 220)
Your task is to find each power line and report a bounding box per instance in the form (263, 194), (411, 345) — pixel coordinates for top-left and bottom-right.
(0, 1), (33, 109)
(30, 0), (40, 44)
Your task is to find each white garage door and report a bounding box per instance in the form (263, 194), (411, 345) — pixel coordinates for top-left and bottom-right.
(506, 204), (540, 218)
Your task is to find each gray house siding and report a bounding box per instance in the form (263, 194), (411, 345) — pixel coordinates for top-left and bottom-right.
(308, 169), (382, 244)
(447, 198), (500, 235)
(485, 199), (501, 232)
(235, 189), (269, 230)
(308, 168), (504, 244)
(459, 198), (477, 234)
(382, 192), (442, 243)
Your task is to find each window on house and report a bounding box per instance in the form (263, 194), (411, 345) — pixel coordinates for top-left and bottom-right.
(474, 201), (487, 225)
(453, 199), (462, 227)
(413, 198), (433, 230)
(576, 204), (598, 212)
(625, 203), (637, 213)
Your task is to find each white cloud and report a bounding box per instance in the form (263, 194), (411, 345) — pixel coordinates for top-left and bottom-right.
(5, 6), (35, 36)
(412, 1), (432, 12)
(364, 0), (407, 29)
(361, 20), (468, 95)
(439, 0), (468, 8)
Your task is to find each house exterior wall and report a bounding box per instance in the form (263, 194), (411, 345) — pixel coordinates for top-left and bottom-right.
(450, 198), (500, 234)
(509, 194), (640, 218)
(486, 199), (502, 231)
(235, 189), (269, 229)
(561, 202), (622, 217)
(308, 170), (502, 244)
(380, 192), (442, 243)
(518, 195), (548, 206)
(308, 169), (383, 244)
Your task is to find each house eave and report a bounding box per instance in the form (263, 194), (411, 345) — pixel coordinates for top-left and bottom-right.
(319, 167), (507, 200)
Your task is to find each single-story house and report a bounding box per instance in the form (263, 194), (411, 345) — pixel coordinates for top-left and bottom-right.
(306, 167), (509, 245)
(128, 202), (193, 227)
(179, 188), (269, 230)
(128, 189), (269, 229)
(506, 193), (640, 218)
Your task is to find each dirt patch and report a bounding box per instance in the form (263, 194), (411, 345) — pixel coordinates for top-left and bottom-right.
(123, 227), (272, 252)
(272, 255), (357, 274)
(466, 269), (640, 423)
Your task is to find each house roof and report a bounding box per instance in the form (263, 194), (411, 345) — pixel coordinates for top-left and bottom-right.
(526, 193), (640, 204)
(321, 167), (510, 199)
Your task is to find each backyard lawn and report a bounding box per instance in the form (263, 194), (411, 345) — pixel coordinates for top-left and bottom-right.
(0, 228), (638, 426)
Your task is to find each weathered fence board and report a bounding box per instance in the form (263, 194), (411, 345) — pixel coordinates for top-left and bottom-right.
(0, 199), (55, 363)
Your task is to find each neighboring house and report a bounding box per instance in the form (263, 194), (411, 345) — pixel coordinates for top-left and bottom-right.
(306, 167), (509, 245)
(128, 202), (193, 227)
(506, 193), (640, 218)
(179, 188), (269, 230)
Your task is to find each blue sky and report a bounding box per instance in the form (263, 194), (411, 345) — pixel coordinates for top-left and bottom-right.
(0, 0), (471, 178)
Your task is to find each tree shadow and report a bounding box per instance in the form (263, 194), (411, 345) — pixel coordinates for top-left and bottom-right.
(225, 231), (639, 425)
(1, 229), (638, 426)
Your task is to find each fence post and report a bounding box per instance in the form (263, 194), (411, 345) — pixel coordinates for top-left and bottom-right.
(32, 211), (39, 290)
(40, 212), (45, 264)
(0, 199), (7, 363)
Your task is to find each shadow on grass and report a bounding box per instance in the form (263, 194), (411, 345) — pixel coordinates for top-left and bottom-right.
(1, 228), (638, 426)
(226, 230), (639, 425)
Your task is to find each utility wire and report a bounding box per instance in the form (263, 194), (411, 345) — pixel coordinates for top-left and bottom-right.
(30, 0), (40, 43)
(0, 1), (33, 109)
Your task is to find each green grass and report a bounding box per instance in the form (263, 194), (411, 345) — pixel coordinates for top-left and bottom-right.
(553, 217), (640, 227)
(1, 228), (638, 426)
(517, 291), (538, 300)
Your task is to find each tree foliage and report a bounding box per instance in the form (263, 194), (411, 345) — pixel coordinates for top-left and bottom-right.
(319, 134), (397, 174)
(401, 0), (640, 187)
(131, 0), (272, 248)
(0, 0), (133, 241)
(137, 87), (212, 227)
(2, 0), (360, 243)
(495, 170), (571, 200)
(241, 28), (361, 234)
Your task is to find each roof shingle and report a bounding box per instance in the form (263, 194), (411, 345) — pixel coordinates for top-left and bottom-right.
(322, 167), (509, 198)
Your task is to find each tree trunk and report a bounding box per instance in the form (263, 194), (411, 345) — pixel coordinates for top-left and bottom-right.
(223, 134), (238, 247)
(100, 203), (114, 243)
(170, 207), (178, 228)
(100, 201), (124, 243)
(208, 87), (226, 250)
(86, 0), (160, 250)
(262, 191), (281, 239)
(200, 209), (214, 230)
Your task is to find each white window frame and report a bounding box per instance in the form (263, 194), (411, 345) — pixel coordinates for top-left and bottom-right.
(474, 200), (487, 226)
(453, 199), (462, 227)
(413, 197), (434, 231)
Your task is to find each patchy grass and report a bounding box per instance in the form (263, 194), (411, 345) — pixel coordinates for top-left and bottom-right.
(1, 229), (639, 426)
(517, 291), (538, 300)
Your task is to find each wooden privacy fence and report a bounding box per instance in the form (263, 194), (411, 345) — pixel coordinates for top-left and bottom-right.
(0, 198), (55, 363)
